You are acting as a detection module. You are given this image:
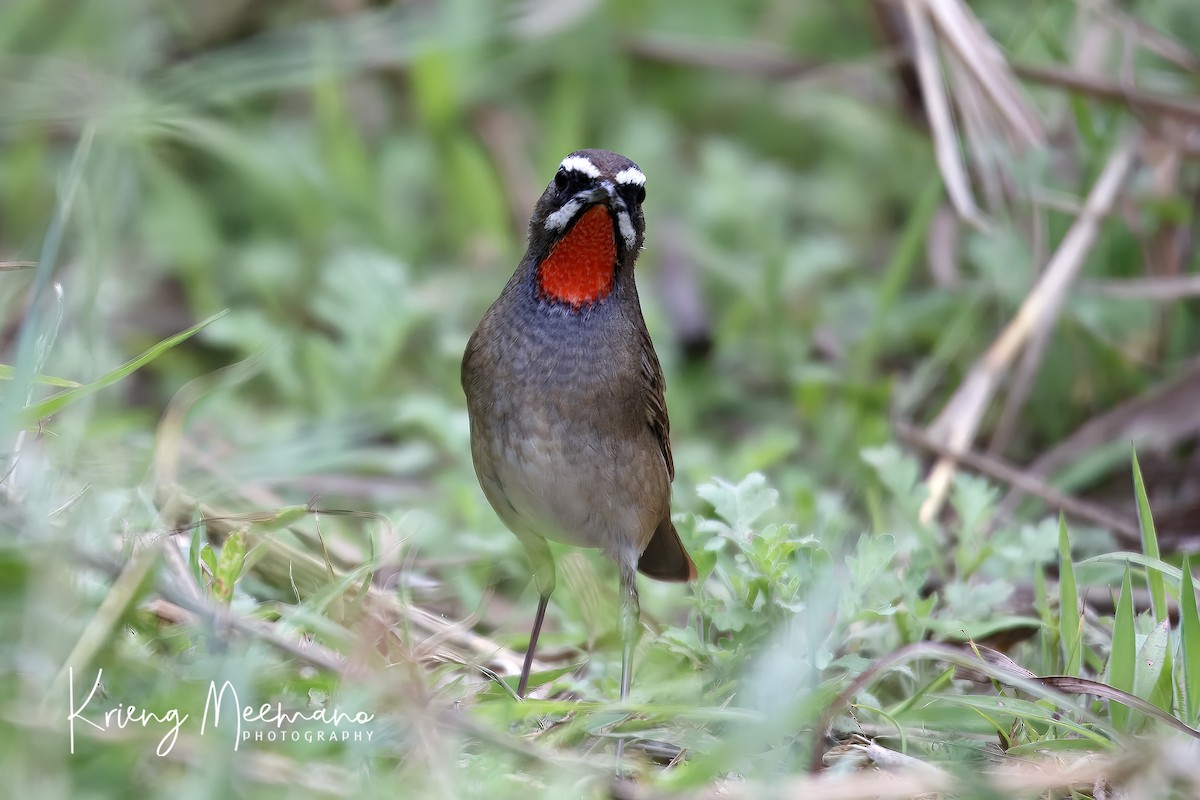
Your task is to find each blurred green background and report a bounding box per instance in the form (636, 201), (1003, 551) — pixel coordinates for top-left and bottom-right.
(3, 0), (1199, 797)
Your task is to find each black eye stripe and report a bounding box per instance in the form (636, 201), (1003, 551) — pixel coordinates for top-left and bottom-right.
(552, 167), (643, 203)
(617, 183), (645, 205)
(554, 168), (595, 192)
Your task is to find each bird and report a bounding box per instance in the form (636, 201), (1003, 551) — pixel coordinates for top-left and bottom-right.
(461, 149), (697, 714)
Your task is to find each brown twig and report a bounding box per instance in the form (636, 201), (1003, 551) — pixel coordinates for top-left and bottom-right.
(895, 421), (1141, 542)
(994, 360), (1200, 526)
(1082, 274), (1200, 300)
(622, 32), (1200, 125)
(1012, 61), (1200, 124)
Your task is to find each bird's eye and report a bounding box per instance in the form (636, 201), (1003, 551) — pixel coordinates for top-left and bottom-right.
(632, 185), (646, 205)
(554, 170), (569, 190)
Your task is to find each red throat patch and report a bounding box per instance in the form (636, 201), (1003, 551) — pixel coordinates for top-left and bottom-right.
(537, 206), (616, 309)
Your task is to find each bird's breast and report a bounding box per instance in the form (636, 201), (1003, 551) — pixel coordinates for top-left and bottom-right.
(463, 294), (668, 557)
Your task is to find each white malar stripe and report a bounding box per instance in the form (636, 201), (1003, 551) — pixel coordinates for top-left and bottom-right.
(544, 199), (582, 231)
(614, 167), (645, 186)
(616, 210), (636, 249)
(559, 156), (600, 178)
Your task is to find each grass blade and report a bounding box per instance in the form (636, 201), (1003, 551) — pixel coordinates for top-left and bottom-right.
(1108, 568), (1136, 731)
(1132, 451), (1166, 621)
(187, 508), (206, 588)
(0, 128), (92, 430)
(24, 310), (228, 422)
(1181, 554), (1200, 726)
(1058, 514), (1081, 676)
(0, 366), (81, 388)
(1133, 618), (1170, 720)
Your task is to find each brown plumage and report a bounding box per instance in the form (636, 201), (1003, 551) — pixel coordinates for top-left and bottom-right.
(461, 149), (695, 716)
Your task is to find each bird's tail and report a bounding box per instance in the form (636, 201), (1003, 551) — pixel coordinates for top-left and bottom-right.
(637, 517), (697, 582)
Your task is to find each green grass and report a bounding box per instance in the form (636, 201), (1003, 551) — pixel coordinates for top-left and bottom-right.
(3, 0), (1200, 797)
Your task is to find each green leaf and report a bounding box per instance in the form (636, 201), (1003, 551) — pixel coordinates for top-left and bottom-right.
(950, 473), (998, 541)
(1058, 515), (1082, 676)
(213, 529), (247, 604)
(860, 444), (922, 501)
(860, 444), (928, 527)
(24, 310), (229, 421)
(1181, 554), (1200, 726)
(187, 510), (207, 587)
(1132, 451), (1166, 622)
(1108, 568), (1136, 731)
(696, 473), (778, 538)
(199, 544), (218, 588)
(846, 533), (896, 591)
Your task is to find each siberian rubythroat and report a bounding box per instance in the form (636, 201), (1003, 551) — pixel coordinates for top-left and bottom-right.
(461, 149), (696, 704)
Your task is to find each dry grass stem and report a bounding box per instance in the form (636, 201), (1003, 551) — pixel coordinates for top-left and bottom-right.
(917, 0), (1045, 148)
(919, 135), (1141, 524)
(986, 297), (1056, 457)
(903, 0), (983, 225)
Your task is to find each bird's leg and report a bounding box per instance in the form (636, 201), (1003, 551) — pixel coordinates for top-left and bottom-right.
(618, 558), (640, 701)
(615, 556), (640, 764)
(516, 532), (556, 700)
(517, 594), (549, 699)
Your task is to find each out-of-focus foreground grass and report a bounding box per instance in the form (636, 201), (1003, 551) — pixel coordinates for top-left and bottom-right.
(2, 1), (1200, 797)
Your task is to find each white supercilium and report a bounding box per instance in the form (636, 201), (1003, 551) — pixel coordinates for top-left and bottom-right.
(559, 156), (600, 178)
(614, 167), (645, 186)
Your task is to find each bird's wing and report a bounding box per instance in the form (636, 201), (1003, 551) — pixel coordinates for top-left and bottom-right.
(639, 326), (674, 482)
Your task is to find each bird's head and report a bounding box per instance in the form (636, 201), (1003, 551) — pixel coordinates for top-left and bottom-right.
(525, 149), (647, 310)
